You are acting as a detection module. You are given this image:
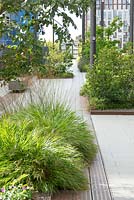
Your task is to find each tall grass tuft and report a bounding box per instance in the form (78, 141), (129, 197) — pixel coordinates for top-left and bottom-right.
(0, 118), (88, 194)
(10, 102), (97, 164)
(0, 81), (97, 194)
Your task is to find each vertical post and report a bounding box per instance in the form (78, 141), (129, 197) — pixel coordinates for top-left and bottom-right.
(85, 11), (88, 33)
(59, 41), (61, 51)
(33, 14), (38, 41)
(100, 0), (104, 38)
(52, 18), (55, 49)
(130, 0), (134, 52)
(90, 0), (96, 67)
(82, 10), (85, 57)
(133, 0), (134, 48)
(82, 10), (86, 47)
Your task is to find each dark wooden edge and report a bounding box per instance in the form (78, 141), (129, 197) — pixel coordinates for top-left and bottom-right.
(91, 110), (134, 115)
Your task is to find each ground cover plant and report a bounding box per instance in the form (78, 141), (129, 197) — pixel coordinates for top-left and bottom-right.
(0, 89), (97, 197)
(0, 182), (32, 200)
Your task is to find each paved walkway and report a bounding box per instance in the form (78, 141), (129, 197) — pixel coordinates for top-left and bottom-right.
(92, 115), (134, 200)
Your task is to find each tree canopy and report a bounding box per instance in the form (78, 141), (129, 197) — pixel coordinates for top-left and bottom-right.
(0, 0), (91, 41)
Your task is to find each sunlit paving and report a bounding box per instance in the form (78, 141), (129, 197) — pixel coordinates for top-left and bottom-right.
(92, 115), (134, 200)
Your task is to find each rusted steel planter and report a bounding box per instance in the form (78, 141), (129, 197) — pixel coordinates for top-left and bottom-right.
(91, 109), (134, 115)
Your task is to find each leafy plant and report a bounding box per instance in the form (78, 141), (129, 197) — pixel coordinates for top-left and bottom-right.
(0, 33), (46, 83)
(78, 56), (89, 72)
(38, 42), (73, 78)
(78, 17), (122, 71)
(80, 17), (134, 109)
(82, 46), (134, 109)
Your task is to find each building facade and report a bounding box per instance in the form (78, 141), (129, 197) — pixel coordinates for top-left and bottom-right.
(0, 9), (43, 46)
(0, 10), (26, 45)
(88, 0), (130, 48)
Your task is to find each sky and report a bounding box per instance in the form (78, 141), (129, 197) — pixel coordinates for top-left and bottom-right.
(40, 12), (82, 41)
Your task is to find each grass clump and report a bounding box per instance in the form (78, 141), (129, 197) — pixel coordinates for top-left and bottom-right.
(0, 118), (88, 194)
(0, 87), (97, 195)
(10, 102), (97, 164)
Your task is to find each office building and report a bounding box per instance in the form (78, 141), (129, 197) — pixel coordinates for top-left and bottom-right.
(88, 0), (130, 48)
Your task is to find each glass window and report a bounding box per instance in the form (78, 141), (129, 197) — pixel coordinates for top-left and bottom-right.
(108, 11), (112, 19)
(113, 10), (117, 17)
(123, 10), (128, 19)
(6, 16), (10, 24)
(104, 11), (106, 18)
(97, 10), (101, 17)
(118, 11), (122, 19)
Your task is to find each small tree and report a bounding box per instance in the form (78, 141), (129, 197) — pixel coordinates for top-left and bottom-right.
(0, 0), (91, 81)
(78, 17), (122, 72)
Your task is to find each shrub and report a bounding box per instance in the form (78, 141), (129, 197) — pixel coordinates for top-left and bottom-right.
(78, 17), (121, 74)
(10, 102), (97, 164)
(78, 56), (89, 72)
(82, 46), (134, 109)
(0, 118), (88, 194)
(38, 42), (73, 78)
(0, 36), (45, 84)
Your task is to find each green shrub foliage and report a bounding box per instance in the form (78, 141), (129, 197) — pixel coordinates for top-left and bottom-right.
(78, 56), (89, 72)
(38, 43), (73, 78)
(78, 17), (121, 73)
(82, 46), (134, 109)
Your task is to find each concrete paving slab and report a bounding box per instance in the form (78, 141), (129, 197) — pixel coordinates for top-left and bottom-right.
(91, 115), (134, 200)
